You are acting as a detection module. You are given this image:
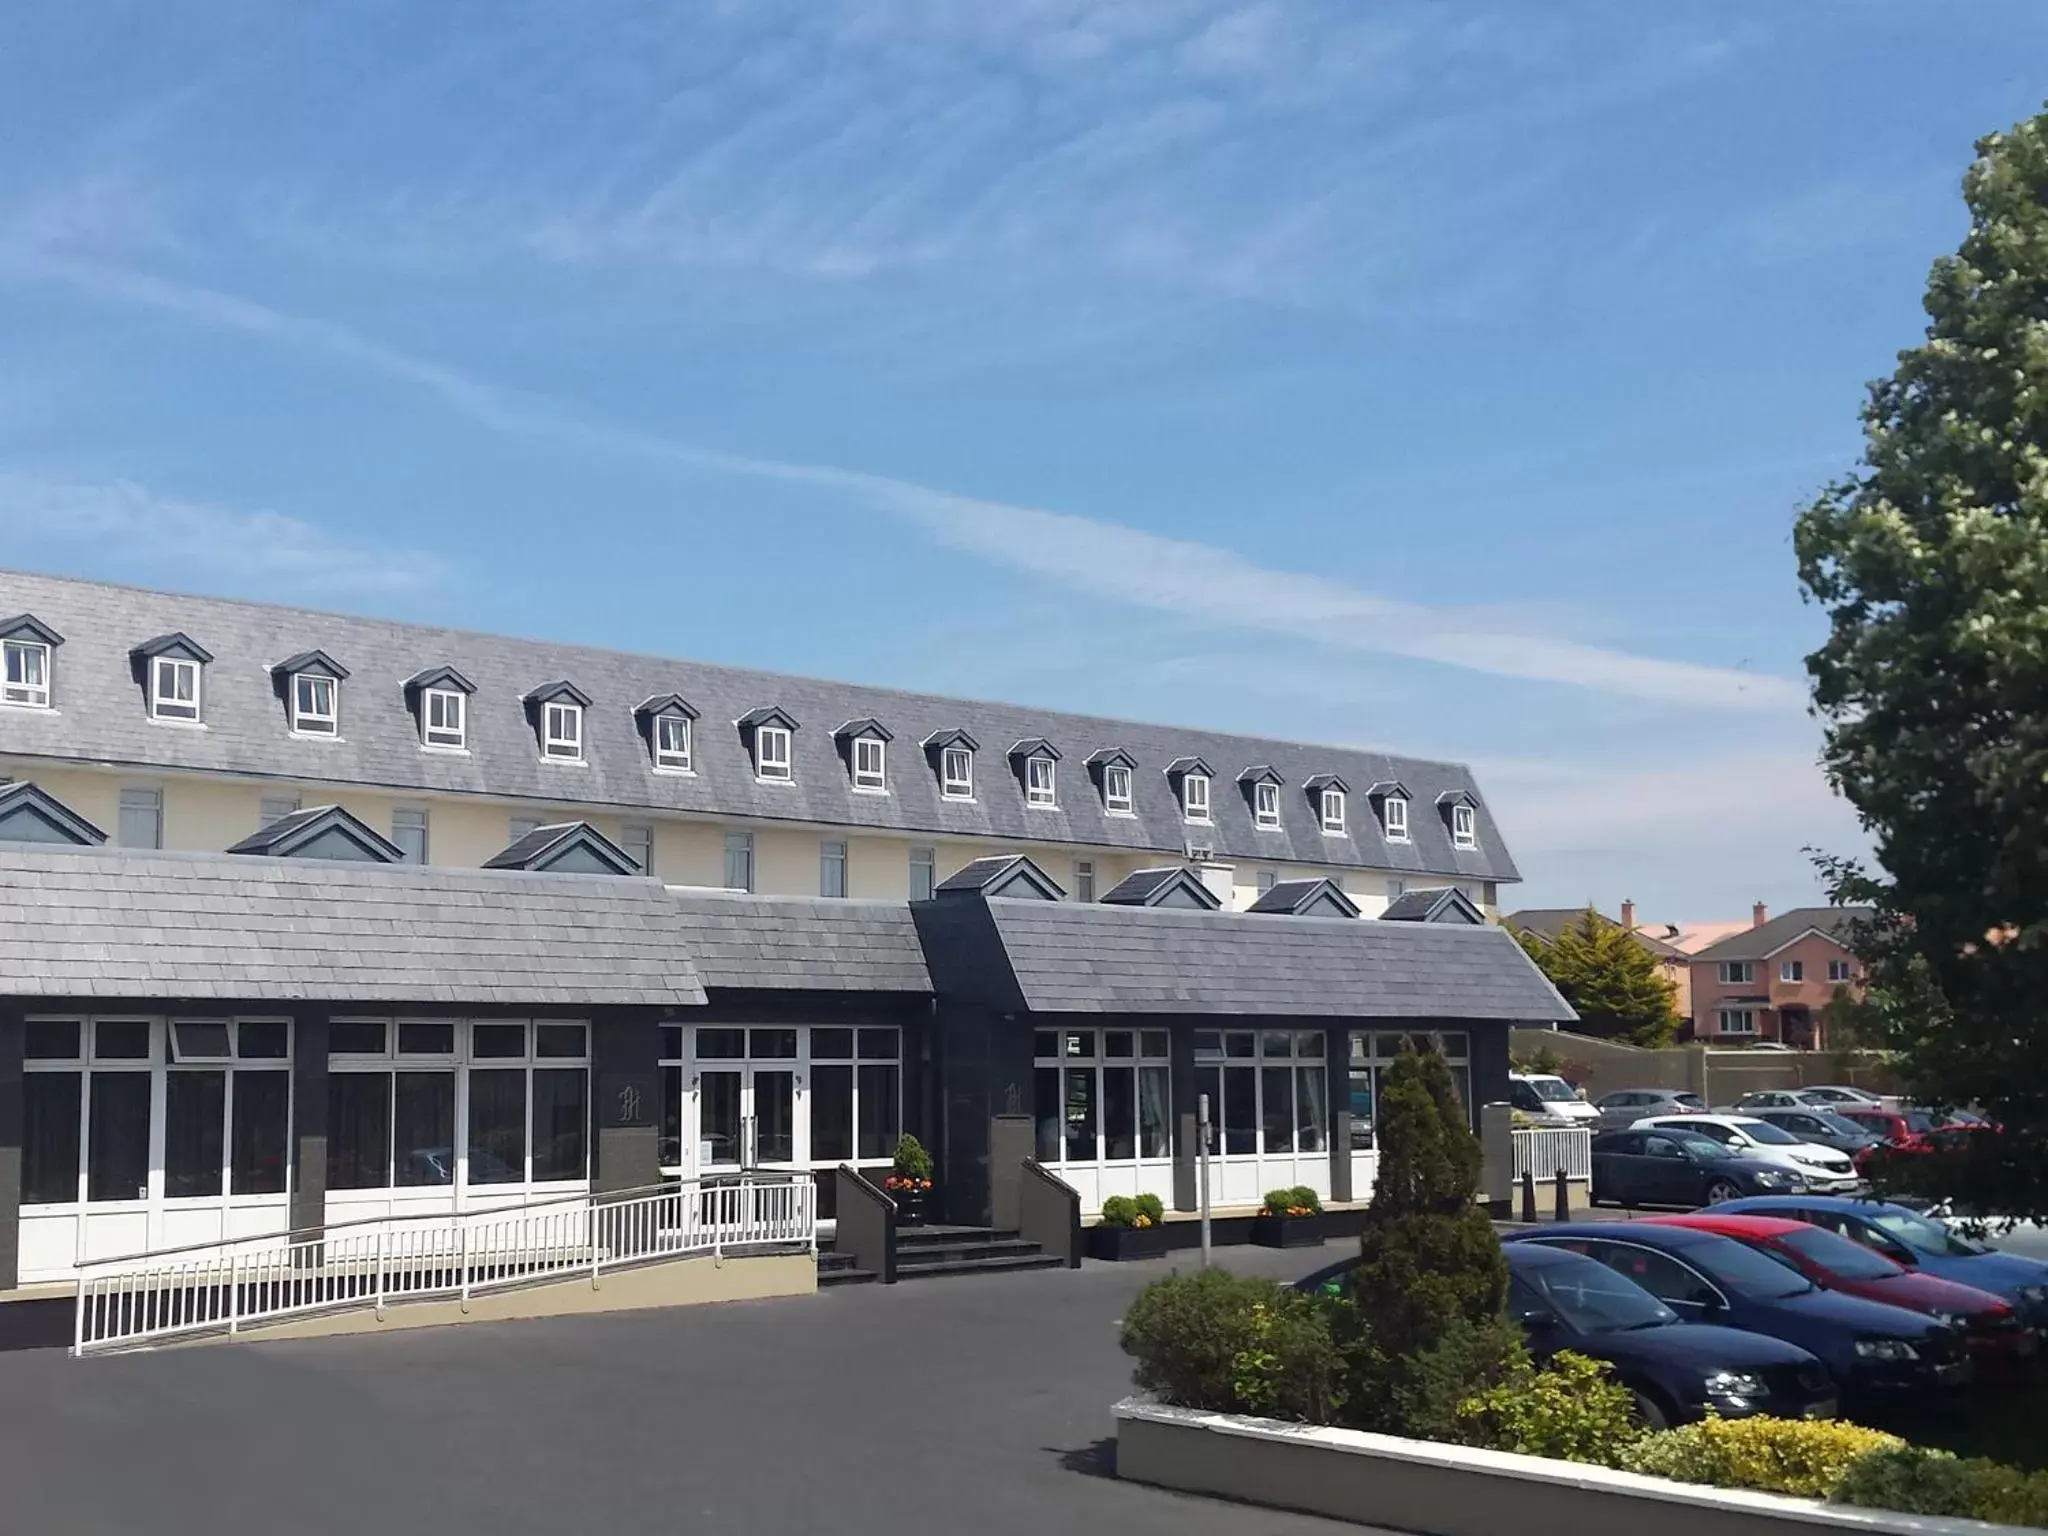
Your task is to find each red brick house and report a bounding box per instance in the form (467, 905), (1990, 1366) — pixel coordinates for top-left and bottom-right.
(1688, 904), (1872, 1048)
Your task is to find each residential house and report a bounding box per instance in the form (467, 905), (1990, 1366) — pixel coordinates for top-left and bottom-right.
(1503, 900), (1692, 1022)
(1688, 904), (1873, 1047)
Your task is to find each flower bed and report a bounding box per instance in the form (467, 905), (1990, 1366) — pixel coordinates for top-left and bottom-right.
(1250, 1186), (1325, 1248)
(1088, 1194), (1170, 1261)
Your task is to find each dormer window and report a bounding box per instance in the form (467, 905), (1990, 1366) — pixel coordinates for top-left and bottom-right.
(739, 706), (799, 783)
(1105, 765), (1133, 813)
(155, 657), (200, 720)
(654, 714), (691, 770)
(1255, 782), (1280, 828)
(1320, 788), (1346, 834)
(854, 735), (886, 790)
(1168, 756), (1214, 824)
(425, 689), (466, 749)
(1453, 803), (1476, 849)
(0, 615), (59, 709)
(292, 673), (338, 735)
(943, 746), (974, 799)
(1026, 756), (1056, 807)
(636, 693), (700, 774)
(1384, 795), (1409, 842)
(544, 701), (583, 760)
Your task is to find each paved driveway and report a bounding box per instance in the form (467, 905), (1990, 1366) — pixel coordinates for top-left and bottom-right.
(0, 1242), (1382, 1536)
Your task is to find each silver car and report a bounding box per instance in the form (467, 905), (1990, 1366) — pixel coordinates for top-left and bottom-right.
(1746, 1106), (1885, 1157)
(1594, 1087), (1707, 1133)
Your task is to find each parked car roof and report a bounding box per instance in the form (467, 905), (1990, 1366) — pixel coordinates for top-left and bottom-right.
(1637, 1213), (1811, 1241)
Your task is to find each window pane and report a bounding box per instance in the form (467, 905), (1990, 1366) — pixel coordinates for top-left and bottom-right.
(1297, 1066), (1329, 1153)
(472, 1023), (526, 1059)
(330, 1020), (388, 1055)
(812, 1064), (853, 1163)
(1223, 1066), (1257, 1155)
(749, 1028), (798, 1060)
(22, 1072), (81, 1204)
(1195, 1066), (1221, 1149)
(1063, 1067), (1098, 1162)
(231, 1072), (290, 1195)
(696, 1028), (745, 1060)
(856, 1064), (899, 1161)
(1224, 1031), (1255, 1059)
(1139, 1066), (1171, 1159)
(398, 1020), (454, 1055)
(165, 1070), (226, 1198)
(1438, 1032), (1469, 1060)
(1062, 1031), (1097, 1060)
(237, 1021), (289, 1059)
(857, 1028), (899, 1061)
(25, 1020), (80, 1060)
(1104, 1031), (1135, 1059)
(659, 1026), (685, 1062)
(1103, 1066), (1137, 1160)
(393, 1072), (455, 1186)
(1349, 1069), (1376, 1149)
(1261, 1031), (1293, 1059)
(1295, 1031), (1326, 1060)
(1140, 1030), (1169, 1060)
(531, 1069), (587, 1181)
(1035, 1067), (1062, 1160)
(658, 1065), (683, 1168)
(535, 1023), (586, 1059)
(328, 1074), (392, 1189)
(467, 1069), (526, 1184)
(1193, 1031), (1222, 1059)
(812, 1028), (854, 1060)
(95, 1020), (150, 1060)
(1032, 1030), (1058, 1061)
(88, 1073), (151, 1202)
(1261, 1066), (1295, 1154)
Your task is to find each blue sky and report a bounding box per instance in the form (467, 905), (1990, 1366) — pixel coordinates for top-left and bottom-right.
(2, 3), (2042, 920)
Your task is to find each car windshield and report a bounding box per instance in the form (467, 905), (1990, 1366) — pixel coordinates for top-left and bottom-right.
(1668, 1133), (1736, 1160)
(1776, 1226), (1904, 1280)
(1690, 1237), (1817, 1298)
(1871, 1209), (1993, 1257)
(1738, 1121), (1802, 1146)
(1812, 1112), (1872, 1137)
(1899, 1111), (1937, 1134)
(1673, 1093), (1705, 1108)
(1525, 1253), (1679, 1333)
(1526, 1078), (1575, 1102)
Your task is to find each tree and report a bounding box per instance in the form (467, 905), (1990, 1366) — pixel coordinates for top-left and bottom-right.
(1794, 103), (2048, 1219)
(1514, 909), (1682, 1047)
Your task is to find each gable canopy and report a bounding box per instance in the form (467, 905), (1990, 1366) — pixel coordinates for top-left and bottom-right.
(0, 781), (106, 846)
(0, 614), (63, 648)
(1247, 877), (1361, 919)
(405, 665), (478, 698)
(130, 632), (213, 665)
(483, 821), (643, 876)
(523, 680), (592, 709)
(933, 853), (1065, 902)
(1381, 886), (1486, 925)
(225, 805), (405, 863)
(1098, 865), (1221, 910)
(271, 649), (349, 682)
(832, 716), (892, 743)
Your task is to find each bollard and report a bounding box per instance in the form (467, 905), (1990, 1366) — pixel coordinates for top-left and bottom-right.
(1553, 1167), (1571, 1222)
(1520, 1169), (1537, 1224)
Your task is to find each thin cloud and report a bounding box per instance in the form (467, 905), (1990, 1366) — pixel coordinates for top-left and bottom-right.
(1, 250), (1802, 711)
(0, 470), (444, 597)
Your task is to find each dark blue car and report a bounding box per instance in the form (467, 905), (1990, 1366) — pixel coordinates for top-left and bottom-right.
(1504, 1243), (1837, 1427)
(1717, 1196), (2048, 1327)
(1510, 1223), (1971, 1399)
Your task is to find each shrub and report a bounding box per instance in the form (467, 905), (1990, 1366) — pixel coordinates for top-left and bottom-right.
(1133, 1192), (1166, 1226)
(1100, 1195), (1138, 1228)
(1262, 1185), (1323, 1217)
(890, 1133), (932, 1181)
(1374, 1315), (1527, 1442)
(1619, 1417), (1904, 1499)
(1120, 1269), (1343, 1424)
(1455, 1351), (1643, 1466)
(1834, 1445), (2048, 1525)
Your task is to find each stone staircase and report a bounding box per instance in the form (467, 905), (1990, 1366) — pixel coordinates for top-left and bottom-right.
(818, 1223), (1066, 1288)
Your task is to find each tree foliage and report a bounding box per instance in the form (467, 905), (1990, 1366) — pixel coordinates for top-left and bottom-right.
(1514, 909), (1682, 1047)
(1794, 103), (2048, 1217)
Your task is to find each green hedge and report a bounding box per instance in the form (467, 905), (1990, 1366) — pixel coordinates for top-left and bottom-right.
(1119, 1269), (1342, 1424)
(1100, 1193), (1167, 1229)
(1833, 1445), (2048, 1526)
(1261, 1185), (1323, 1216)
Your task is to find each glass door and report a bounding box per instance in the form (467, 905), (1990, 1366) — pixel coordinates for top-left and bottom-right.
(697, 1068), (745, 1173)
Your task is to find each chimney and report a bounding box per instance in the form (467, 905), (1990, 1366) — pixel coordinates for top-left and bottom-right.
(1620, 899), (1636, 931)
(1752, 901), (1768, 929)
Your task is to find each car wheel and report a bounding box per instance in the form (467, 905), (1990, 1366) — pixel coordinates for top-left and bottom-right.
(1704, 1179), (1741, 1205)
(1632, 1390), (1672, 1431)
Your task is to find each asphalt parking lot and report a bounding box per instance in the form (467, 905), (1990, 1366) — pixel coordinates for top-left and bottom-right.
(0, 1242), (1380, 1536)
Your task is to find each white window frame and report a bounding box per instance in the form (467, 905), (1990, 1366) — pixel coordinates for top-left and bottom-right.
(1025, 755), (1057, 808)
(1383, 795), (1410, 842)
(1780, 959), (1804, 983)
(1827, 959), (1853, 983)
(542, 701), (583, 762)
(1104, 764), (1134, 815)
(1181, 773), (1211, 824)
(652, 713), (692, 772)
(852, 735), (887, 791)
(1033, 1028), (1174, 1167)
(391, 807), (429, 864)
(820, 838), (847, 898)
(422, 688), (466, 751)
(620, 822), (653, 876)
(290, 672), (338, 736)
(1073, 859), (1096, 902)
(1, 637), (51, 709)
(755, 724), (793, 783)
(1320, 788), (1346, 835)
(1194, 1028), (1337, 1156)
(941, 746), (974, 800)
(1451, 802), (1477, 849)
(1717, 1009), (1757, 1036)
(1718, 960), (1755, 985)
(150, 656), (201, 723)
(1253, 781), (1280, 829)
(909, 845), (936, 901)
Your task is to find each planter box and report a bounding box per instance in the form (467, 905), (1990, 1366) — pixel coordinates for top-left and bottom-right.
(1249, 1213), (1323, 1249)
(1113, 1396), (2027, 1536)
(1085, 1224), (1172, 1262)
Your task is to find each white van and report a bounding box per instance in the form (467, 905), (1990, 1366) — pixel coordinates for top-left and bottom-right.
(1508, 1072), (1599, 1124)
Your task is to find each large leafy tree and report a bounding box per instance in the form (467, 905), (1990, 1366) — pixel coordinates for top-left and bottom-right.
(1513, 909), (1681, 1047)
(1795, 104), (2048, 1218)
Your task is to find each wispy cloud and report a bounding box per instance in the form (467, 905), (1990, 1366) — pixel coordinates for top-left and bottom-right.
(0, 470), (444, 597)
(0, 248), (1803, 710)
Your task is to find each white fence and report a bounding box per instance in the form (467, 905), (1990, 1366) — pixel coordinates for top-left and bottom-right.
(1512, 1126), (1593, 1183)
(73, 1175), (815, 1357)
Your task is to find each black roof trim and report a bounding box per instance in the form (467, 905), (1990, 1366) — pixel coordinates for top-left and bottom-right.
(0, 613), (63, 647)
(483, 821), (642, 876)
(1381, 886), (1486, 925)
(1236, 764), (1284, 785)
(1165, 755), (1213, 779)
(1098, 865), (1222, 910)
(1366, 779), (1411, 800)
(833, 716), (893, 742)
(1247, 877), (1361, 918)
(1436, 788), (1477, 807)
(635, 692), (699, 721)
(404, 665), (477, 696)
(1303, 772), (1350, 794)
(933, 853), (1065, 902)
(523, 679), (592, 708)
(225, 804), (405, 863)
(1009, 736), (1061, 761)
(1085, 746), (1136, 770)
(738, 705), (800, 732)
(272, 648), (350, 682)
(131, 632), (214, 665)
(923, 727), (980, 752)
(0, 780), (107, 845)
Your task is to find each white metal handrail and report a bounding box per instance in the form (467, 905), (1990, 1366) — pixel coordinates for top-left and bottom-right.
(73, 1174), (815, 1357)
(1513, 1125), (1593, 1182)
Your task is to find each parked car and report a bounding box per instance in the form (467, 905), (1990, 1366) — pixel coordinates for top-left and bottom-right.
(1716, 1196), (2048, 1328)
(1509, 1223), (1973, 1399)
(1732, 1089), (1836, 1113)
(1589, 1129), (1808, 1208)
(1637, 1213), (2037, 1369)
(1835, 1106), (1996, 1147)
(1798, 1085), (1891, 1110)
(1509, 1072), (1599, 1124)
(1633, 1113), (1863, 1194)
(1595, 1087), (1707, 1132)
(1745, 1106), (1886, 1157)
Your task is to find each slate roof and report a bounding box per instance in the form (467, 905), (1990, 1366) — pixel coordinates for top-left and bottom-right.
(1504, 907), (1689, 960)
(1381, 886), (1485, 924)
(0, 569), (1518, 883)
(665, 892), (932, 994)
(1247, 878), (1360, 917)
(1689, 907), (1874, 962)
(0, 844), (706, 1007)
(968, 901), (1575, 1019)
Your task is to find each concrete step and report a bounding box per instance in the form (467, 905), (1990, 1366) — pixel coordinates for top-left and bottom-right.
(893, 1253), (1068, 1281)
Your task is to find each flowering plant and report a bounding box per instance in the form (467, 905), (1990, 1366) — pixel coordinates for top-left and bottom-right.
(1261, 1186), (1324, 1218)
(881, 1174), (934, 1193)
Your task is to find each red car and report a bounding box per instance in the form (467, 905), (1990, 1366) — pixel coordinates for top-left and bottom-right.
(1639, 1213), (2038, 1368)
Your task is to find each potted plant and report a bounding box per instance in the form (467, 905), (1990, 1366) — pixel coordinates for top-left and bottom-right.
(1086, 1194), (1170, 1261)
(1251, 1185), (1324, 1248)
(882, 1133), (934, 1226)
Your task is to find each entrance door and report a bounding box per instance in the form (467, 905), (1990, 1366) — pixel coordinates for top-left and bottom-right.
(694, 1066), (798, 1174)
